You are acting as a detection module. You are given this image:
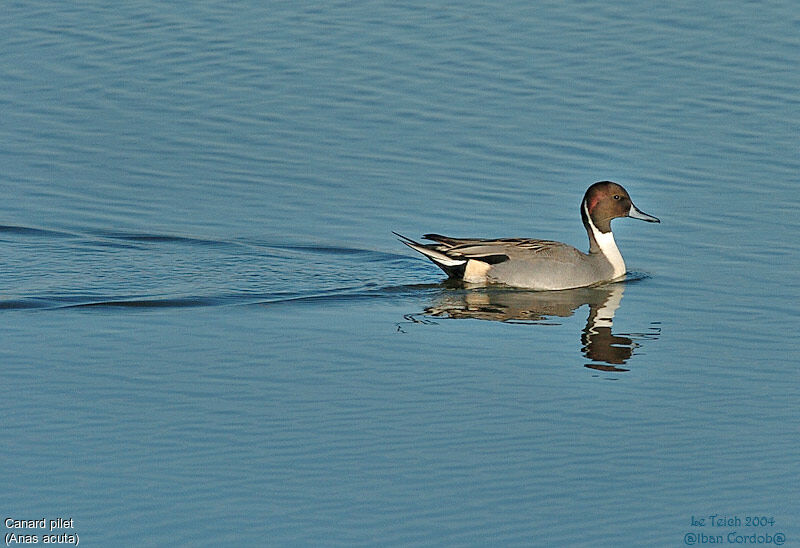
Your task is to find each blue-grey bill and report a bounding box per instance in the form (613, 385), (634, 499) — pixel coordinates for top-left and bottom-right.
(628, 204), (660, 223)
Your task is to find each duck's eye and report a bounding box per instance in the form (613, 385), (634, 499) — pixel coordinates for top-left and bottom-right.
(613, 195), (621, 200)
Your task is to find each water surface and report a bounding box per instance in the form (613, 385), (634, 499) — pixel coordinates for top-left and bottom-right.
(2, 1), (798, 545)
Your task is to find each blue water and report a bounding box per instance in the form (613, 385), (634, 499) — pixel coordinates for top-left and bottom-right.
(2, 1), (799, 546)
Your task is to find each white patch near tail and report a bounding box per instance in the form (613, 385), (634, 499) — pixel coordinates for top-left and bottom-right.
(463, 259), (491, 283)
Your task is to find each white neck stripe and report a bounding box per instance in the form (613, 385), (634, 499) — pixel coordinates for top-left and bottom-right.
(584, 202), (626, 278)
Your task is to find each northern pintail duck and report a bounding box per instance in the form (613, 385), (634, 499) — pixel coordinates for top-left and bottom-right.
(395, 181), (659, 290)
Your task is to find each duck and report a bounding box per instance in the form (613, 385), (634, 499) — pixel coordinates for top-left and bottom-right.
(395, 181), (659, 290)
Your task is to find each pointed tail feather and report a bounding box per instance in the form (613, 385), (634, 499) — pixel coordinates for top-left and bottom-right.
(393, 232), (467, 274)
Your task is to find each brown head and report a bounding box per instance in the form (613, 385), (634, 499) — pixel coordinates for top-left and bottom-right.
(581, 181), (660, 233)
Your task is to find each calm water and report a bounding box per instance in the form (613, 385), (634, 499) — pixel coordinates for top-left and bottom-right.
(2, 1), (799, 546)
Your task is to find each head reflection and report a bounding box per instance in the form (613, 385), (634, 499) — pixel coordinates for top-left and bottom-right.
(419, 283), (658, 372)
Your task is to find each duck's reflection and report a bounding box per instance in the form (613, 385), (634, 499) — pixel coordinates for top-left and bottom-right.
(414, 283), (659, 372)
